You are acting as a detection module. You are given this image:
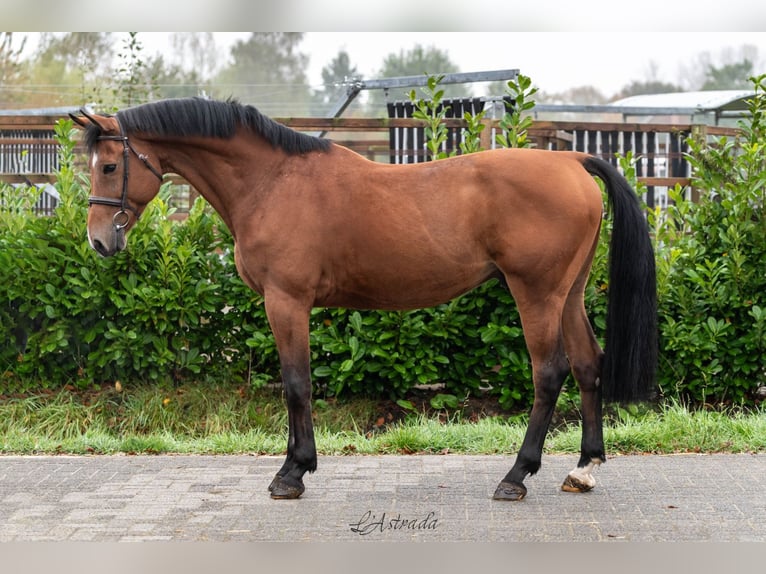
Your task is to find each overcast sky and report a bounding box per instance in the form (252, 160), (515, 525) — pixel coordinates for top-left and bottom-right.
(12, 30), (765, 99)
(7, 0), (766, 99)
(133, 32), (765, 98)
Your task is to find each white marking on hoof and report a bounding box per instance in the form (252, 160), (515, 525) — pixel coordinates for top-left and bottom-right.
(562, 458), (601, 492)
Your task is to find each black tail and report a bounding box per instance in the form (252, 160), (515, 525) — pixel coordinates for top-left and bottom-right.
(582, 156), (657, 403)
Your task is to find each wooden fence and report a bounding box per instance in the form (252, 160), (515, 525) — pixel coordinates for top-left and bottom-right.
(1, 114), (741, 215)
(386, 97), (493, 163)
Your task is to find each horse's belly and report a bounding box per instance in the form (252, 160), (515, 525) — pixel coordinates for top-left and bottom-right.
(318, 262), (499, 311)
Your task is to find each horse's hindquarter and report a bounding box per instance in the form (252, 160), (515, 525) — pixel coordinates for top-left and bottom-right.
(476, 149), (605, 279)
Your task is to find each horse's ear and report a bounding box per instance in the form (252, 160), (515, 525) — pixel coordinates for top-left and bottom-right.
(74, 107), (110, 132)
(69, 112), (88, 129)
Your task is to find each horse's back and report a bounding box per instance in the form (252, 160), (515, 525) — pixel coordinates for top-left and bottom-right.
(329, 146), (602, 219)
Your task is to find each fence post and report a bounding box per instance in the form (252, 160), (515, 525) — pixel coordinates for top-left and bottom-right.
(480, 117), (493, 151)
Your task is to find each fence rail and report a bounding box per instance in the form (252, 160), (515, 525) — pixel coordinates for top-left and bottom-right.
(1, 114), (741, 215)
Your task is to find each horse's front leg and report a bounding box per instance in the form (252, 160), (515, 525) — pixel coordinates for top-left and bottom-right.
(263, 292), (316, 499)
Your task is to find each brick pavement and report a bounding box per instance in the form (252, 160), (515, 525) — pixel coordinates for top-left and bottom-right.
(0, 453), (764, 541)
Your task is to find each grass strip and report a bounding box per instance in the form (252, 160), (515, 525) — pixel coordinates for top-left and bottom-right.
(0, 388), (763, 455)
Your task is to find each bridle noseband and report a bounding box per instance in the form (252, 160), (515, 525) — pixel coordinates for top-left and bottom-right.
(88, 115), (163, 230)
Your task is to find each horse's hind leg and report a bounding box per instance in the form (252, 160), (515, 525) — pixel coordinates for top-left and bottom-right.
(494, 291), (570, 501)
(263, 291), (317, 499)
(560, 288), (606, 493)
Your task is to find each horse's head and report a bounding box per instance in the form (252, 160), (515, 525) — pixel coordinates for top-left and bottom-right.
(70, 109), (164, 257)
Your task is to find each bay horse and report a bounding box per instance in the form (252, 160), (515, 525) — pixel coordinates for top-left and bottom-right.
(71, 97), (657, 501)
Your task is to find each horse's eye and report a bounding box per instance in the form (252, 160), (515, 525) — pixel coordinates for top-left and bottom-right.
(103, 164), (117, 174)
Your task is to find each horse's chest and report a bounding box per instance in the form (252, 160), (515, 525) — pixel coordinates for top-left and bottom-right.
(233, 243), (265, 295)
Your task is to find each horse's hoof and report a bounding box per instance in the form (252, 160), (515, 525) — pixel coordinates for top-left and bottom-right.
(267, 474), (282, 492)
(493, 481), (527, 501)
(561, 474), (595, 493)
(269, 476), (305, 499)
(561, 460), (599, 493)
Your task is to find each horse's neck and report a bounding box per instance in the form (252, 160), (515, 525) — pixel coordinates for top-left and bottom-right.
(159, 136), (282, 233)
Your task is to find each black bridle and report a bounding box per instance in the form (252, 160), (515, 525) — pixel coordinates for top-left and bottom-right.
(84, 111), (163, 230)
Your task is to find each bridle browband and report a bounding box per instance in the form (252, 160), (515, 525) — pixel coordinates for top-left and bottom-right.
(82, 108), (163, 230)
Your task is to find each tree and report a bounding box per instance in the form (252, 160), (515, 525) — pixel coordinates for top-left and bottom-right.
(537, 85), (608, 105)
(679, 45), (761, 90)
(701, 60), (756, 90)
(0, 33), (27, 107)
(367, 44), (460, 112)
(212, 33), (311, 115)
(144, 55), (208, 100)
(24, 32), (114, 107)
(35, 32), (113, 74)
(169, 32), (221, 82)
(376, 44), (458, 79)
(608, 59), (682, 100)
(612, 80), (683, 100)
(111, 32), (154, 109)
(311, 50), (360, 115)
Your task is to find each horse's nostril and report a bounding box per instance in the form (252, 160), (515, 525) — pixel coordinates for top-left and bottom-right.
(92, 239), (109, 257)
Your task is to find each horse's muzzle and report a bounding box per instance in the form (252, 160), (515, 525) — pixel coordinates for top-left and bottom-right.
(88, 227), (126, 257)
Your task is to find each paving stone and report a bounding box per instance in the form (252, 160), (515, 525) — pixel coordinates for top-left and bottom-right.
(0, 453), (764, 541)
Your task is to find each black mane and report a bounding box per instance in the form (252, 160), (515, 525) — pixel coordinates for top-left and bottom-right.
(84, 97), (331, 155)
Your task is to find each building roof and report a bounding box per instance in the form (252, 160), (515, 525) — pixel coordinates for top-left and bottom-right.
(529, 89), (756, 125)
(609, 90), (755, 113)
(0, 106), (82, 116)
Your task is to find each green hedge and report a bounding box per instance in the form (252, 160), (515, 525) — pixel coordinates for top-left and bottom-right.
(2, 75), (765, 408)
(653, 75), (766, 406)
(0, 122), (260, 390)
